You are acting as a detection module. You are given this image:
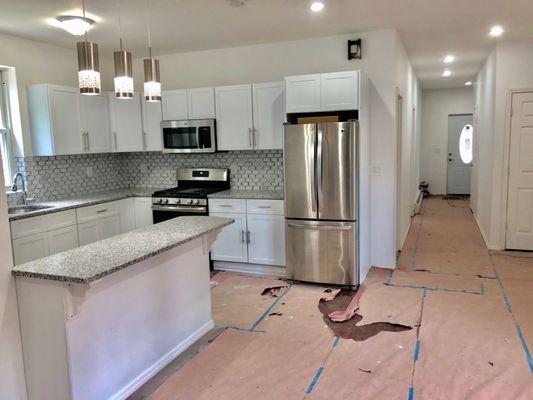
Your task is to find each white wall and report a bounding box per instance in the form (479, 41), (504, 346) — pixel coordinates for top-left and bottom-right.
(0, 152), (27, 399)
(0, 33), (113, 157)
(472, 38), (533, 249)
(420, 88), (474, 194)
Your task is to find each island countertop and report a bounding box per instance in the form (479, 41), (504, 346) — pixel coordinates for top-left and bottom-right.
(207, 189), (283, 200)
(12, 216), (233, 284)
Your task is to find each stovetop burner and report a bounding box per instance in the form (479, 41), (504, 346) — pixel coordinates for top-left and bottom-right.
(151, 168), (230, 200)
(152, 187), (225, 199)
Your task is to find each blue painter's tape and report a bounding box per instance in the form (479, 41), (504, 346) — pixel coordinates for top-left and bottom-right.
(503, 295), (513, 314)
(387, 283), (483, 295)
(225, 326), (266, 333)
(333, 337), (340, 347)
(414, 340), (420, 362)
(516, 324), (533, 373)
(306, 367), (324, 395)
(423, 288), (428, 298)
(250, 282), (293, 331)
(408, 387), (415, 400)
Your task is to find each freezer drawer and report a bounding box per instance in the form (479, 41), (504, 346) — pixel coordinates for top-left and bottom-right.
(285, 219), (358, 286)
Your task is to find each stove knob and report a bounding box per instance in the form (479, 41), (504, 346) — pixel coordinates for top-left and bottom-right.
(187, 199), (193, 205)
(157, 199), (164, 204)
(193, 199), (199, 205)
(176, 199), (181, 204)
(163, 199), (169, 204)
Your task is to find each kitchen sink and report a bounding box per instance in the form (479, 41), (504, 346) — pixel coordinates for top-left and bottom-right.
(8, 205), (54, 215)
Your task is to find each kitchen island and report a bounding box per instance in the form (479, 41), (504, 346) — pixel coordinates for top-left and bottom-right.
(12, 216), (233, 400)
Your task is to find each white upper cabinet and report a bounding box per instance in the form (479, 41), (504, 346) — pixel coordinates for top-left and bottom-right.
(187, 87), (215, 119)
(320, 71), (359, 111)
(252, 82), (285, 150)
(27, 84), (83, 156)
(215, 84), (254, 151)
(162, 89), (188, 120)
(285, 71), (360, 113)
(108, 92), (144, 152)
(141, 99), (163, 151)
(285, 74), (321, 113)
(79, 94), (112, 153)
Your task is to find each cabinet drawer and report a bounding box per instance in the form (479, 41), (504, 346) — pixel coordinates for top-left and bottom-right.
(11, 216), (47, 239)
(46, 209), (76, 230)
(76, 201), (120, 223)
(246, 200), (284, 215)
(209, 199), (246, 214)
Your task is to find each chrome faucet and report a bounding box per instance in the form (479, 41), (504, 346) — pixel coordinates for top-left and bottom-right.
(11, 173), (30, 205)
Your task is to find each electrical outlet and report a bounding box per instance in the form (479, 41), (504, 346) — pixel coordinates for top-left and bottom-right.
(86, 166), (93, 178)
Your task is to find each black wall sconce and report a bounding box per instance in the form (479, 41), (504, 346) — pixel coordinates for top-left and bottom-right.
(348, 39), (362, 60)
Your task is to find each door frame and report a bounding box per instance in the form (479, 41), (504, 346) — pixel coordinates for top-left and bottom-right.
(502, 88), (533, 249)
(445, 113), (473, 195)
(395, 91), (404, 253)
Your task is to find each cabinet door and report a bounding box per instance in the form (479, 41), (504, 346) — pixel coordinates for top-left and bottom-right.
(100, 214), (121, 240)
(12, 233), (49, 265)
(79, 94), (112, 153)
(187, 87), (215, 119)
(77, 221), (100, 246)
(215, 85), (254, 150)
(48, 226), (78, 255)
(109, 92), (144, 152)
(49, 86), (83, 155)
(162, 90), (188, 120)
(135, 197), (154, 228)
(247, 214), (286, 266)
(320, 71), (359, 111)
(252, 82), (285, 150)
(210, 213), (248, 262)
(285, 74), (321, 113)
(117, 198), (135, 233)
(141, 99), (163, 151)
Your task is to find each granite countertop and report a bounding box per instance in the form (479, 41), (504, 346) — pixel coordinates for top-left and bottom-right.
(12, 216), (233, 284)
(8, 187), (164, 221)
(207, 189), (284, 200)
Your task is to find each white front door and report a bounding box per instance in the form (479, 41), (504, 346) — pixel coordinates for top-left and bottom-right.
(506, 92), (533, 250)
(447, 114), (473, 195)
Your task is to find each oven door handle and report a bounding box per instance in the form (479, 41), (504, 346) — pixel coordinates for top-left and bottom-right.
(151, 205), (207, 213)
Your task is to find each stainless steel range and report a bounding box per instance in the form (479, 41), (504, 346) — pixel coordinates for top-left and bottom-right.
(151, 168), (230, 223)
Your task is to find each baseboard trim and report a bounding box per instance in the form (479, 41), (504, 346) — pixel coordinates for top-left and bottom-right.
(213, 261), (287, 277)
(110, 319), (215, 400)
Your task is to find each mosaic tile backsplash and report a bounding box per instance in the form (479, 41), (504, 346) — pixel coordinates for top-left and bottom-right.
(16, 150), (283, 202)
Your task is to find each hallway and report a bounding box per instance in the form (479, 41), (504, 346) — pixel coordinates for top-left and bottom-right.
(141, 197), (533, 399)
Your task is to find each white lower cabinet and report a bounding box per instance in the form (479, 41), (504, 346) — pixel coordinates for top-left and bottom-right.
(12, 233), (49, 265)
(210, 213), (248, 262)
(209, 199), (285, 267)
(78, 214), (120, 246)
(47, 225), (78, 255)
(134, 197), (154, 229)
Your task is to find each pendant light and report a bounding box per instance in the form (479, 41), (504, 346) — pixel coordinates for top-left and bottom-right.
(143, 0), (161, 102)
(113, 0), (134, 99)
(77, 0), (100, 95)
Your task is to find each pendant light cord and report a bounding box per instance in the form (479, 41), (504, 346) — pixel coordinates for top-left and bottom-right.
(82, 0), (88, 42)
(146, 0), (152, 60)
(117, 0), (123, 51)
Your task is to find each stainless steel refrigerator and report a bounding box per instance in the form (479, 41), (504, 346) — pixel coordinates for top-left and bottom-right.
(283, 121), (359, 288)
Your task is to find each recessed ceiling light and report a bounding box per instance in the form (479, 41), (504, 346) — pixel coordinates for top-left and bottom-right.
(465, 81), (473, 86)
(310, 1), (325, 12)
(443, 55), (455, 63)
(489, 25), (504, 37)
(442, 69), (452, 77)
(56, 15), (94, 36)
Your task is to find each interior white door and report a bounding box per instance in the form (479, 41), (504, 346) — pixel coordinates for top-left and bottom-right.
(109, 93), (144, 152)
(320, 71), (359, 111)
(247, 214), (285, 266)
(187, 87), (215, 119)
(79, 94), (112, 153)
(210, 213), (248, 262)
(252, 82), (285, 150)
(162, 90), (188, 120)
(215, 85), (254, 150)
(141, 99), (163, 151)
(506, 92), (533, 250)
(49, 86), (83, 155)
(447, 114), (473, 195)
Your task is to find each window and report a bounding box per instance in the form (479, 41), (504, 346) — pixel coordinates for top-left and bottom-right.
(0, 71), (13, 186)
(459, 124), (473, 164)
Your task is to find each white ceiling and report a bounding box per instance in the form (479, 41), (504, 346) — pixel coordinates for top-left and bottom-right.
(0, 0), (532, 89)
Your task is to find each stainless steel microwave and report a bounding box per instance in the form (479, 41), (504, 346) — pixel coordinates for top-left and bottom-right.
(161, 119), (216, 153)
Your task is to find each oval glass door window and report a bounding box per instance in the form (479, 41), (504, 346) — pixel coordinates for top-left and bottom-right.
(459, 124), (473, 164)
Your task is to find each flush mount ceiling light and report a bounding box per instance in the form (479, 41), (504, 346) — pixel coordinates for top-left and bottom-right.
(56, 15), (94, 36)
(465, 81), (473, 86)
(76, 0), (100, 95)
(489, 25), (504, 37)
(143, 0), (161, 102)
(443, 54), (455, 63)
(113, 0), (134, 99)
(310, 1), (325, 12)
(442, 69), (452, 77)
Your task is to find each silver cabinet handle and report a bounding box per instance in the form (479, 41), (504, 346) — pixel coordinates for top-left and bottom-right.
(241, 230), (246, 243)
(246, 230), (251, 244)
(219, 205), (233, 208)
(96, 209), (108, 214)
(253, 128), (257, 148)
(81, 132), (89, 151)
(248, 128), (253, 148)
(114, 132), (118, 151)
(86, 132), (90, 152)
(288, 222), (352, 231)
(142, 131), (147, 150)
(257, 206), (271, 209)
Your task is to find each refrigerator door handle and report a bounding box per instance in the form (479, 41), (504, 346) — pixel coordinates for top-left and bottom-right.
(287, 222), (352, 231)
(309, 130), (317, 213)
(316, 127), (324, 215)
